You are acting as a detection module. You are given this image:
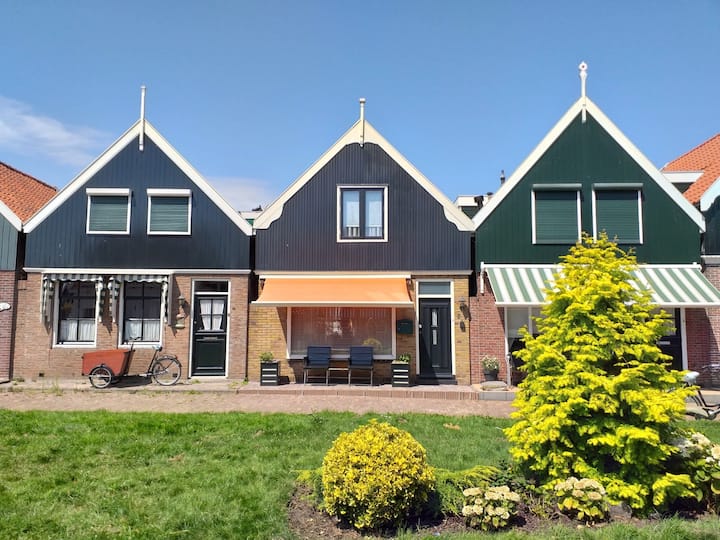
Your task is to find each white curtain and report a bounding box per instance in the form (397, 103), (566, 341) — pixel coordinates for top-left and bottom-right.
(365, 190), (383, 237)
(342, 191), (360, 237)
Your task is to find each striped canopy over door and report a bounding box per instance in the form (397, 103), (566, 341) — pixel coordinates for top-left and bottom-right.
(484, 264), (720, 307)
(41, 273), (105, 324)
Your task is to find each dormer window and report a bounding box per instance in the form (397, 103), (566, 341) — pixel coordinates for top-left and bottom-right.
(147, 189), (192, 235)
(338, 186), (387, 242)
(86, 188), (130, 234)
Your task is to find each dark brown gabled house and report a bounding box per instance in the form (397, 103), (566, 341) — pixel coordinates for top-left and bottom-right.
(250, 103), (475, 384)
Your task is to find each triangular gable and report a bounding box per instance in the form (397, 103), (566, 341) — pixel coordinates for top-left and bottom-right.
(662, 133), (720, 207)
(472, 97), (705, 232)
(253, 118), (475, 232)
(24, 120), (253, 235)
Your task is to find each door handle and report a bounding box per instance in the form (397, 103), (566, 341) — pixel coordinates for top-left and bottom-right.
(657, 340), (671, 345)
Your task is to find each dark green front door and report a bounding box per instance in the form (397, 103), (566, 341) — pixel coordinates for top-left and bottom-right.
(657, 308), (683, 371)
(419, 299), (452, 379)
(191, 295), (227, 376)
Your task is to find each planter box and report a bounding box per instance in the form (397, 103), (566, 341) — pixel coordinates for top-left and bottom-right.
(260, 361), (280, 386)
(391, 362), (411, 387)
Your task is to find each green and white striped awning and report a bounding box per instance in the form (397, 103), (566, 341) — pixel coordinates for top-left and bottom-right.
(484, 264), (720, 307)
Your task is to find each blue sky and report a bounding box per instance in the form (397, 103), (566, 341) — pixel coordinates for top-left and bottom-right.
(1, 1), (719, 210)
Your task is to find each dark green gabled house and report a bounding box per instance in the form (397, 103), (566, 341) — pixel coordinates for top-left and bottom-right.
(469, 94), (720, 383)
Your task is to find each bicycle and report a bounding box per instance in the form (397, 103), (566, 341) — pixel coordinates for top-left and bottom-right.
(82, 340), (182, 389)
(683, 371), (720, 420)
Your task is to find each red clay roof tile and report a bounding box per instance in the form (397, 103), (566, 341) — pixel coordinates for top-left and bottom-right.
(663, 133), (720, 205)
(0, 161), (56, 222)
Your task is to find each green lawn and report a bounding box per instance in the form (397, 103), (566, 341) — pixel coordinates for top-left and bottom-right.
(0, 409), (718, 539)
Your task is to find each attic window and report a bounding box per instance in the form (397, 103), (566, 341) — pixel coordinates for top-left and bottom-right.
(147, 189), (192, 235)
(592, 185), (643, 244)
(86, 188), (131, 235)
(337, 186), (387, 242)
(531, 185), (581, 244)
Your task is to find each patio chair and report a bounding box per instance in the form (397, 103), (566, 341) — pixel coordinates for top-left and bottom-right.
(303, 346), (331, 384)
(348, 346), (374, 385)
(683, 371), (720, 420)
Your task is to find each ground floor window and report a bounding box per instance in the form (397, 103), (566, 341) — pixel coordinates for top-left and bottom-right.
(57, 281), (97, 343)
(122, 282), (162, 343)
(290, 307), (393, 356)
(505, 307), (542, 358)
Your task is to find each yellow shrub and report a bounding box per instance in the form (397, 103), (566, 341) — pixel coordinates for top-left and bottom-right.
(321, 420), (435, 530)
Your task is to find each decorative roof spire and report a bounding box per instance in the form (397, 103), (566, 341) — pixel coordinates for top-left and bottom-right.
(359, 97), (366, 147)
(139, 85), (147, 151)
(579, 62), (588, 123)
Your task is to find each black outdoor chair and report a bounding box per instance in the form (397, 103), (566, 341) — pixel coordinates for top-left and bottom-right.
(348, 346), (374, 385)
(303, 346), (331, 384)
(683, 371), (720, 420)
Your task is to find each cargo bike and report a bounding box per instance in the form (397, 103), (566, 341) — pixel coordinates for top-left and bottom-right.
(82, 340), (182, 389)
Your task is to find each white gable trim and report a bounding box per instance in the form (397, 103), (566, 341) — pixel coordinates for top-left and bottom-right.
(24, 120), (252, 236)
(0, 200), (21, 231)
(253, 119), (474, 232)
(472, 97), (705, 232)
(700, 176), (720, 212)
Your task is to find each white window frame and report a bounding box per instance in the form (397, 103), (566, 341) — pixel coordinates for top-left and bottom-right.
(591, 185), (643, 244)
(52, 282), (98, 348)
(287, 306), (396, 360)
(147, 188), (192, 235)
(336, 185), (388, 243)
(531, 186), (582, 245)
(86, 188), (131, 235)
(118, 281), (163, 347)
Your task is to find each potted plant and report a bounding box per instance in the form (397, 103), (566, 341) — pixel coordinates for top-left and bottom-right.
(392, 353), (411, 387)
(481, 355), (500, 381)
(260, 351), (279, 386)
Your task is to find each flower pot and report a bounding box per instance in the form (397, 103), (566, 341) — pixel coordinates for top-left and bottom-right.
(260, 361), (280, 386)
(391, 362), (411, 387)
(483, 370), (498, 382)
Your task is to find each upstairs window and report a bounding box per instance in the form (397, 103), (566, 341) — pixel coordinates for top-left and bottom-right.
(147, 189), (192, 235)
(531, 185), (581, 244)
(338, 186), (387, 241)
(593, 184), (643, 244)
(86, 188), (130, 234)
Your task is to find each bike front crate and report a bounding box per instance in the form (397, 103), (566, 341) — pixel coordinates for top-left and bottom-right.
(82, 350), (131, 376)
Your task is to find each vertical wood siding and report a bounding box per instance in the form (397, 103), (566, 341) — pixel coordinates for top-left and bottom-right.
(475, 113), (701, 265)
(25, 136), (251, 270)
(256, 143), (471, 272)
(0, 217), (18, 270)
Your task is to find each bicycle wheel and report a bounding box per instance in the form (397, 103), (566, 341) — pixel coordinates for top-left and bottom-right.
(89, 366), (113, 389)
(152, 356), (182, 386)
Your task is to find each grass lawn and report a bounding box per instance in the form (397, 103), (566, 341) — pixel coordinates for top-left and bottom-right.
(0, 409), (718, 539)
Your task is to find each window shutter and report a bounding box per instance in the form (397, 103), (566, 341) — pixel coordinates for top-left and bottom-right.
(150, 196), (189, 233)
(534, 191), (578, 243)
(89, 195), (128, 232)
(595, 190), (640, 243)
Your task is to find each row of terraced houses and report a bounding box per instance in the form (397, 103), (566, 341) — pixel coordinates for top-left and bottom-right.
(2, 78), (720, 387)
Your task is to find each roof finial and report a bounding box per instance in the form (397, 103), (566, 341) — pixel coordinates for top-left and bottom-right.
(579, 62), (587, 123)
(139, 85), (147, 152)
(359, 97), (366, 147)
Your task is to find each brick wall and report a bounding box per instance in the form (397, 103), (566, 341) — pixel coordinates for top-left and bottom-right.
(12, 273), (249, 381)
(0, 270), (17, 380)
(469, 273), (507, 384)
(697, 265), (720, 387)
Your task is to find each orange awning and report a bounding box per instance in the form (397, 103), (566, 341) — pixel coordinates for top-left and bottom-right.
(255, 277), (413, 306)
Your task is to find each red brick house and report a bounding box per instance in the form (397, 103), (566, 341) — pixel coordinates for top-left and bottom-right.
(0, 162), (56, 381)
(663, 133), (720, 385)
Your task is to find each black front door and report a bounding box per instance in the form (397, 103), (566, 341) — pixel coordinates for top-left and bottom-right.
(419, 299), (452, 379)
(191, 295), (227, 376)
(658, 308), (683, 371)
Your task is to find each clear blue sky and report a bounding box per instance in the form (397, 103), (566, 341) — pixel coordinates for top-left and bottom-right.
(1, 0), (719, 211)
